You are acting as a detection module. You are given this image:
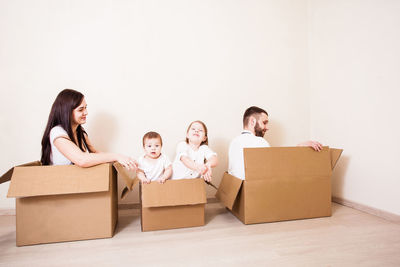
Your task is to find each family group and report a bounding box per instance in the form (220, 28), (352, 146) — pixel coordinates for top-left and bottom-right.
(41, 89), (323, 182)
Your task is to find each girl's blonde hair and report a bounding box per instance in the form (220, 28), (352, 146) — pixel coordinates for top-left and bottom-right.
(186, 120), (208, 146)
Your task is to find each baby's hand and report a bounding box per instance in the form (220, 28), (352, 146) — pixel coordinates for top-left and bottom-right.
(137, 172), (151, 184)
(142, 178), (151, 184)
(158, 177), (167, 184)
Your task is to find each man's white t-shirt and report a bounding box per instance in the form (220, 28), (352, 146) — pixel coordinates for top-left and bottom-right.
(49, 125), (72, 165)
(228, 130), (270, 180)
(171, 141), (217, 179)
(137, 154), (172, 181)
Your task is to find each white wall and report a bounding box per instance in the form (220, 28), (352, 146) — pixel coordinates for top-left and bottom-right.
(0, 0), (310, 209)
(308, 0), (400, 215)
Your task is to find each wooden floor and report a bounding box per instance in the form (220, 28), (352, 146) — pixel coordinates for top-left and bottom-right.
(1, 203), (400, 266)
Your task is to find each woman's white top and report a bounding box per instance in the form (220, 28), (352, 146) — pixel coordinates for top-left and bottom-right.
(49, 125), (72, 165)
(137, 154), (172, 181)
(171, 141), (217, 179)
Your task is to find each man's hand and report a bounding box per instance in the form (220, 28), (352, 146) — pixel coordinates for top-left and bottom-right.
(298, 140), (323, 151)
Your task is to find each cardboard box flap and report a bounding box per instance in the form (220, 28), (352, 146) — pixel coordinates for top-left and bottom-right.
(330, 148), (343, 169)
(215, 172), (243, 210)
(142, 178), (206, 208)
(113, 162), (139, 199)
(7, 164), (111, 198)
(113, 163), (136, 190)
(0, 161), (41, 185)
(243, 147), (332, 181)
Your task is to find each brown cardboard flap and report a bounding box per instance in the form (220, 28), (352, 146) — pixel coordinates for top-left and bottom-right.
(113, 162), (136, 190)
(330, 148), (343, 169)
(243, 147), (332, 181)
(141, 178), (206, 208)
(113, 162), (139, 199)
(215, 172), (243, 210)
(7, 164), (111, 198)
(0, 161), (41, 184)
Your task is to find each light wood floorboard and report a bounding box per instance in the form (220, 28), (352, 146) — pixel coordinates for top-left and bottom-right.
(1, 203), (400, 266)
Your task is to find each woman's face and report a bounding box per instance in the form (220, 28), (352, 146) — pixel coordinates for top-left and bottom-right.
(71, 98), (88, 126)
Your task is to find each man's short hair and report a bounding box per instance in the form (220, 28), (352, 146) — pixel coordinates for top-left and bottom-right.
(243, 106), (268, 127)
(142, 131), (162, 146)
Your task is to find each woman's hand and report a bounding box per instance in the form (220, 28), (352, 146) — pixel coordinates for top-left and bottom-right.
(117, 155), (138, 171)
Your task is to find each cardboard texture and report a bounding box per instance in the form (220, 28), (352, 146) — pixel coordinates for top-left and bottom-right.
(1, 163), (118, 246)
(113, 163), (208, 232)
(216, 147), (343, 225)
(140, 179), (207, 231)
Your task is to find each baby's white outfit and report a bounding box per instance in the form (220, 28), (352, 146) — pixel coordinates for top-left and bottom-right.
(137, 153), (172, 181)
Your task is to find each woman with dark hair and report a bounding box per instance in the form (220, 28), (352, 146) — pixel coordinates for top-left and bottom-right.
(41, 89), (137, 170)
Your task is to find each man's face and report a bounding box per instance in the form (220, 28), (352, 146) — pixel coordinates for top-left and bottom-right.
(254, 113), (269, 137)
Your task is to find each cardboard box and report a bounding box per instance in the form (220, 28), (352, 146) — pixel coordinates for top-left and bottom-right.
(1, 162), (118, 246)
(140, 178), (207, 231)
(116, 163), (207, 232)
(216, 146), (342, 224)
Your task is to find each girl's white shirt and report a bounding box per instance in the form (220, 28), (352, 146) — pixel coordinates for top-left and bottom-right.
(137, 153), (172, 181)
(171, 141), (217, 179)
(49, 125), (72, 165)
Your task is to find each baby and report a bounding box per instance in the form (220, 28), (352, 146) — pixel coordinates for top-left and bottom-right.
(137, 131), (172, 184)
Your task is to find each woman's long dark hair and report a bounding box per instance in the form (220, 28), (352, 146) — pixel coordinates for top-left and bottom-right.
(41, 89), (93, 165)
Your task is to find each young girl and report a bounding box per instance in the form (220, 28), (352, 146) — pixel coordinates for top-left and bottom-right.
(137, 131), (172, 184)
(171, 121), (218, 182)
(41, 89), (137, 170)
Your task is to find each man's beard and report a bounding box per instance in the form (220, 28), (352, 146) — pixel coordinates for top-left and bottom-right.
(254, 123), (266, 137)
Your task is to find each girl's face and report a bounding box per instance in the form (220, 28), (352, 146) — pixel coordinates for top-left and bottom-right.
(71, 98), (88, 126)
(186, 122), (207, 145)
(144, 138), (162, 159)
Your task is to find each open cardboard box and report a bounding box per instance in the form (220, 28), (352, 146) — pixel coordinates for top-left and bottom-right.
(216, 146), (343, 224)
(113, 163), (208, 232)
(0, 162), (118, 246)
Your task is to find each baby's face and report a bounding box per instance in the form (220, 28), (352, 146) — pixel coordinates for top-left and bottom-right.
(144, 138), (162, 159)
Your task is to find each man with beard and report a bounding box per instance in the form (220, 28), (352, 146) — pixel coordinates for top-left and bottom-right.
(228, 106), (322, 180)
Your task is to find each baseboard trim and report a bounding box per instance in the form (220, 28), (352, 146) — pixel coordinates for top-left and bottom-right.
(332, 196), (400, 224)
(4, 197), (396, 224)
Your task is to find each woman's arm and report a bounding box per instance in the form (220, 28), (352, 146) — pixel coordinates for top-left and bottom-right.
(54, 137), (137, 170)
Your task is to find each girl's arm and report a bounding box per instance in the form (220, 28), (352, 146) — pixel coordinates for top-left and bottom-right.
(180, 156), (207, 175)
(53, 136), (137, 170)
(202, 155), (218, 182)
(205, 155), (218, 169)
(159, 165), (172, 183)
